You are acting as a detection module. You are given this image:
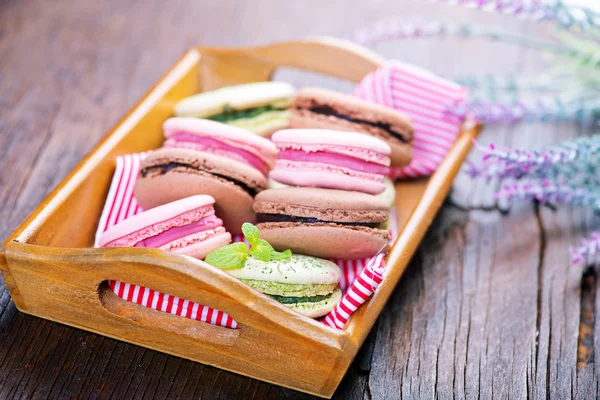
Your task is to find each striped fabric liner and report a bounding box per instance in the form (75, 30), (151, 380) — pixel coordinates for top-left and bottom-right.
(95, 153), (397, 330)
(95, 152), (238, 329)
(322, 253), (386, 329)
(352, 61), (468, 179)
(108, 280), (238, 328)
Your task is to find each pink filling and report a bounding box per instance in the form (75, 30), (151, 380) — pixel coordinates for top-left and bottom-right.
(278, 150), (390, 175)
(276, 142), (390, 166)
(164, 133), (269, 175)
(134, 215), (222, 248)
(274, 160), (385, 182)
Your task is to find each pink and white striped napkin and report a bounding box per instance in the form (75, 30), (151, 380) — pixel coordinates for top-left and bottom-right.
(95, 153), (397, 330)
(352, 61), (468, 179)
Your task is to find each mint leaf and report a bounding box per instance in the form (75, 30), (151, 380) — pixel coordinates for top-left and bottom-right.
(241, 223), (260, 246)
(205, 242), (248, 269)
(249, 239), (274, 262)
(271, 249), (292, 261)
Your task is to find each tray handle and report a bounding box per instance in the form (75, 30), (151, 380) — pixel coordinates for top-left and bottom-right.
(197, 37), (386, 90)
(3, 242), (343, 344)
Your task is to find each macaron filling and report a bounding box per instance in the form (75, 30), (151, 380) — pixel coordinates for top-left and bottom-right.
(277, 149), (390, 175)
(276, 142), (390, 165)
(256, 213), (381, 228)
(164, 133), (270, 175)
(273, 160), (386, 183)
(295, 103), (410, 144)
(134, 215), (223, 248)
(207, 104), (290, 124)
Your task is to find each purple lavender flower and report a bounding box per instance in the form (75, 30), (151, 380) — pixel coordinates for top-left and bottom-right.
(570, 232), (600, 264)
(432, 0), (600, 33)
(468, 135), (600, 183)
(495, 179), (600, 211)
(446, 98), (600, 124)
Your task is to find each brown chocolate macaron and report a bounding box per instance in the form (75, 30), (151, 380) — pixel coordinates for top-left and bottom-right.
(134, 148), (267, 234)
(290, 87), (414, 168)
(253, 187), (390, 259)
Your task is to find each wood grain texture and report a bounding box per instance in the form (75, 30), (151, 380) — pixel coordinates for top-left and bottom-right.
(0, 1), (598, 399)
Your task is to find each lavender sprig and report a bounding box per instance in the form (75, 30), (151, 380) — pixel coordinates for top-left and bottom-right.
(468, 135), (600, 183)
(432, 0), (600, 33)
(448, 97), (600, 124)
(455, 73), (569, 94)
(347, 19), (579, 56)
(495, 180), (600, 211)
(570, 232), (600, 264)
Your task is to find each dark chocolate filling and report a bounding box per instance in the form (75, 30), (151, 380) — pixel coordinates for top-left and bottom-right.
(299, 104), (409, 144)
(257, 213), (380, 228)
(140, 162), (259, 196)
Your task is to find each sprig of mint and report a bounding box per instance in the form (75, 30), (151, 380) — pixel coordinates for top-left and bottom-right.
(205, 223), (292, 269)
(204, 242), (248, 269)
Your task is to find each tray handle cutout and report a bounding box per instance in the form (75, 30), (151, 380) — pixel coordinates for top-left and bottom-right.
(3, 242), (346, 346)
(197, 37), (386, 91)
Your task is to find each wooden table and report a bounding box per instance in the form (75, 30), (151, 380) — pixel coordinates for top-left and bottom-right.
(1, 1), (597, 398)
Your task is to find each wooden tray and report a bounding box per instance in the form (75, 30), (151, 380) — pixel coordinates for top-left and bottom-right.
(0, 38), (481, 398)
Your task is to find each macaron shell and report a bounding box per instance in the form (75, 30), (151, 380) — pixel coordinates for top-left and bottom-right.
(228, 253), (341, 285)
(163, 117), (278, 157)
(174, 81), (296, 118)
(257, 222), (390, 259)
(272, 129), (391, 155)
(285, 287), (342, 318)
(293, 87), (413, 141)
(135, 171), (255, 235)
(98, 195), (216, 247)
(269, 167), (386, 195)
(173, 231), (232, 259)
(227, 111), (290, 137)
(289, 113), (413, 167)
(138, 148), (268, 192)
(254, 187), (389, 211)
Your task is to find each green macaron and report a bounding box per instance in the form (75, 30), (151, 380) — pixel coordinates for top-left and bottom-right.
(227, 254), (342, 318)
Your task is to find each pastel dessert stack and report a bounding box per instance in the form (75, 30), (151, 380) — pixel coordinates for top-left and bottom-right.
(135, 118), (277, 234)
(99, 195), (231, 259)
(174, 81), (296, 137)
(256, 128), (393, 259)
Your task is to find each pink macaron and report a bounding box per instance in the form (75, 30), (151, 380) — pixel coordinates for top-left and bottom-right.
(270, 129), (391, 195)
(162, 117), (278, 176)
(98, 195), (232, 259)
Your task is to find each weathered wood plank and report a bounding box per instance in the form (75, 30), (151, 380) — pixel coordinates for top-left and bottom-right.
(0, 0), (596, 398)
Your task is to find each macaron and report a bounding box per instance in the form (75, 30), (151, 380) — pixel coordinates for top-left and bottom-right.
(227, 254), (342, 318)
(98, 195), (231, 259)
(253, 187), (391, 259)
(174, 82), (296, 137)
(134, 148), (267, 234)
(162, 117), (278, 176)
(290, 87), (414, 167)
(270, 129), (391, 195)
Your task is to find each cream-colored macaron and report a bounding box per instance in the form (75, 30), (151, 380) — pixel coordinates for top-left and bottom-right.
(174, 82), (296, 137)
